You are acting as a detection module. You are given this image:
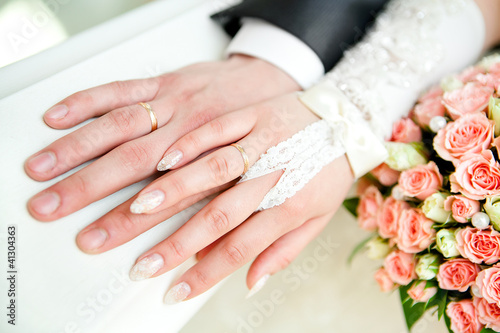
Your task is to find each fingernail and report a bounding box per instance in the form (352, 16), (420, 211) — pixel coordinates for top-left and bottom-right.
(157, 150), (183, 171)
(246, 274), (270, 299)
(30, 192), (60, 216)
(129, 253), (164, 281)
(45, 105), (69, 121)
(27, 152), (56, 174)
(130, 190), (165, 214)
(77, 228), (108, 251)
(164, 281), (191, 304)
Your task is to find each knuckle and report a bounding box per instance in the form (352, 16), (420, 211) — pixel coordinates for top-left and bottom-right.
(168, 177), (186, 198)
(118, 142), (152, 173)
(206, 155), (231, 183)
(112, 211), (136, 233)
(65, 90), (94, 109)
(107, 107), (136, 135)
(71, 173), (89, 196)
(182, 132), (202, 151)
(222, 241), (248, 266)
(276, 254), (294, 271)
(208, 118), (226, 138)
(204, 207), (231, 235)
(191, 268), (210, 289)
(165, 238), (185, 260)
(110, 80), (130, 96)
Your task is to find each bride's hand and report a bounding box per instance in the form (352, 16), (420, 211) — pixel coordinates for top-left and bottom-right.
(73, 93), (354, 302)
(25, 54), (299, 220)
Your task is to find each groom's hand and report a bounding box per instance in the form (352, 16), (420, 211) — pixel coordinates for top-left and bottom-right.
(25, 54), (300, 220)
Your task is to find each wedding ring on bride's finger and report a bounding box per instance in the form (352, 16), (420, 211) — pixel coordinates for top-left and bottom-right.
(230, 143), (249, 175)
(138, 102), (158, 132)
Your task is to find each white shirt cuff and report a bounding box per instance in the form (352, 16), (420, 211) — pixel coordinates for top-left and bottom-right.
(225, 18), (325, 89)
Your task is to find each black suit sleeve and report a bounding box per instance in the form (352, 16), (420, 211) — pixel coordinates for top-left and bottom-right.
(211, 0), (389, 72)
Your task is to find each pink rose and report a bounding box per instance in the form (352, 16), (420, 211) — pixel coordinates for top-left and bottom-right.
(433, 112), (494, 166)
(444, 195), (480, 223)
(384, 250), (417, 286)
(458, 66), (485, 83)
(356, 177), (376, 196)
(446, 300), (483, 333)
(374, 267), (397, 292)
(450, 151), (500, 200)
(418, 86), (444, 103)
(396, 208), (436, 253)
(377, 197), (410, 239)
(474, 297), (500, 332)
(443, 82), (493, 120)
(456, 227), (500, 265)
(407, 281), (437, 303)
(476, 265), (500, 306)
(475, 73), (500, 90)
(437, 258), (480, 292)
(413, 97), (446, 127)
(356, 185), (383, 231)
(399, 162), (443, 201)
(371, 163), (400, 187)
(390, 118), (422, 143)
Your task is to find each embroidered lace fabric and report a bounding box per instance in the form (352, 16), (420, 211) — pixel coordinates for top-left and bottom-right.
(239, 120), (345, 211)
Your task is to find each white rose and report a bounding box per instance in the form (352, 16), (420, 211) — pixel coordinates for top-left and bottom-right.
(365, 237), (391, 260)
(422, 192), (450, 223)
(415, 253), (440, 280)
(384, 142), (427, 171)
(436, 228), (460, 258)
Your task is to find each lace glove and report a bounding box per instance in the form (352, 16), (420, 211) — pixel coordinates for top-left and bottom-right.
(242, 0), (486, 210)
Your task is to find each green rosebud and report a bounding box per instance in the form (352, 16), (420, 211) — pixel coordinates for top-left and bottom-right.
(484, 197), (500, 231)
(422, 192), (450, 223)
(488, 96), (500, 137)
(436, 228), (460, 258)
(440, 75), (464, 92)
(415, 253), (440, 280)
(365, 237), (391, 260)
(479, 54), (500, 71)
(384, 142), (427, 171)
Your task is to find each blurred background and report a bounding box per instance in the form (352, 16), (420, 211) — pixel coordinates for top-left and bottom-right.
(0, 0), (151, 68)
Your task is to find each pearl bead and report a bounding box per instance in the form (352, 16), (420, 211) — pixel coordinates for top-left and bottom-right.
(429, 116), (447, 132)
(471, 284), (482, 298)
(391, 186), (405, 201)
(472, 212), (490, 229)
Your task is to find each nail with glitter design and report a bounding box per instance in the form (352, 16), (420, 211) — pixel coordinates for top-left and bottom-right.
(130, 190), (165, 214)
(246, 274), (270, 299)
(129, 253), (164, 281)
(164, 282), (191, 304)
(157, 150), (183, 171)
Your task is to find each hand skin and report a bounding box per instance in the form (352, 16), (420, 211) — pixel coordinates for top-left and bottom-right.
(25, 54), (300, 221)
(71, 93), (354, 303)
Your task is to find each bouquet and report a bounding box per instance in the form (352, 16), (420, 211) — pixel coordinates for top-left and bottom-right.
(345, 54), (500, 333)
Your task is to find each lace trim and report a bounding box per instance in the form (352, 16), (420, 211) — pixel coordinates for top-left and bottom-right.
(326, 0), (471, 139)
(239, 120), (345, 211)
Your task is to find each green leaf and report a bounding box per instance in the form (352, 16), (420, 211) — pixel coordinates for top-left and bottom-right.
(434, 289), (448, 320)
(347, 235), (373, 266)
(443, 313), (454, 333)
(399, 284), (427, 331)
(343, 197), (360, 217)
(481, 329), (497, 333)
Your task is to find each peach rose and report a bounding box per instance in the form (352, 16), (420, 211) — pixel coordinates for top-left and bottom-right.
(384, 250), (417, 286)
(433, 112), (494, 166)
(374, 267), (397, 292)
(356, 177), (376, 196)
(399, 162), (443, 201)
(356, 185), (383, 231)
(444, 195), (480, 223)
(390, 118), (422, 143)
(474, 297), (500, 331)
(371, 163), (400, 187)
(377, 197), (409, 239)
(446, 300), (483, 333)
(407, 281), (437, 303)
(458, 66), (485, 83)
(476, 265), (500, 306)
(475, 72), (500, 90)
(437, 258), (480, 292)
(396, 208), (436, 253)
(414, 98), (447, 128)
(443, 82), (494, 120)
(418, 86), (444, 103)
(456, 227), (500, 265)
(450, 151), (500, 200)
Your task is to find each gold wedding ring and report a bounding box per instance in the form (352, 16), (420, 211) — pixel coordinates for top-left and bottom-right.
(230, 143), (250, 175)
(138, 102), (158, 132)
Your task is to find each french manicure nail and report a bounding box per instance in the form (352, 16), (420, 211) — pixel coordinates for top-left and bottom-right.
(157, 150), (183, 171)
(45, 105), (69, 121)
(246, 274), (270, 299)
(130, 190), (165, 214)
(129, 253), (164, 281)
(77, 228), (108, 251)
(27, 151), (56, 173)
(164, 282), (191, 304)
(30, 192), (60, 216)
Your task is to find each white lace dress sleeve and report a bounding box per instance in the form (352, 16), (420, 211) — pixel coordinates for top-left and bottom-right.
(242, 0), (486, 211)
